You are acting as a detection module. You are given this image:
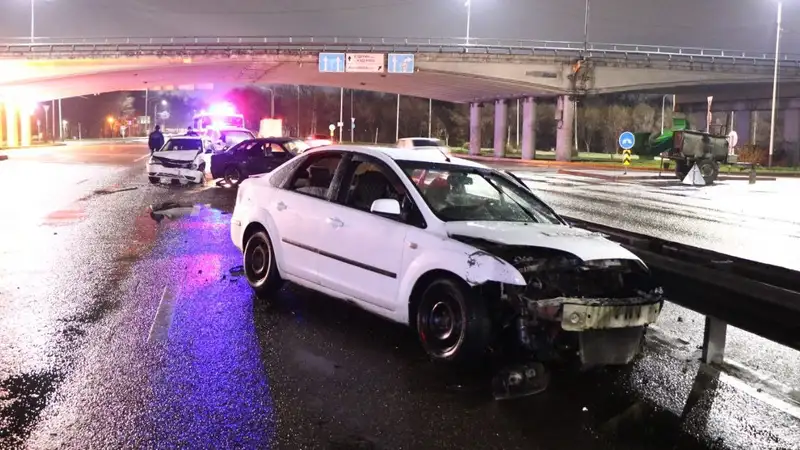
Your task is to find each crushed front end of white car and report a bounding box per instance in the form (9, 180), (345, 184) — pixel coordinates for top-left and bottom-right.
(147, 154), (205, 184)
(449, 225), (663, 368)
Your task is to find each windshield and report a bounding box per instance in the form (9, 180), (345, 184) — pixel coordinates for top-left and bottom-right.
(398, 161), (563, 224)
(220, 131), (254, 146)
(282, 140), (310, 154)
(160, 139), (203, 151)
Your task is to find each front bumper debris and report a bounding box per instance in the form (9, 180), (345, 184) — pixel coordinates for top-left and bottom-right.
(147, 164), (203, 184)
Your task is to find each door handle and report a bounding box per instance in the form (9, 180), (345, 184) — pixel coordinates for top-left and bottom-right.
(326, 217), (344, 228)
(276, 201), (287, 211)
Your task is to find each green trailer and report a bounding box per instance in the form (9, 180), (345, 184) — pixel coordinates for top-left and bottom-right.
(649, 115), (737, 184)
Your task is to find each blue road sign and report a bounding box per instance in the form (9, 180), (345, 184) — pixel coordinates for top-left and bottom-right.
(388, 53), (415, 74)
(618, 131), (635, 149)
(319, 53), (345, 73)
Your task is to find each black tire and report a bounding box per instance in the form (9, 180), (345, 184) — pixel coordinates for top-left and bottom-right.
(674, 160), (689, 181)
(415, 277), (491, 364)
(243, 230), (283, 298)
(697, 159), (720, 185)
(224, 165), (244, 186)
(148, 176), (160, 185)
(195, 163), (206, 185)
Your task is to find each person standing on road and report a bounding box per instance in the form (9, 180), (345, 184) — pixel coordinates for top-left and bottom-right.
(148, 125), (164, 154)
(185, 126), (199, 136)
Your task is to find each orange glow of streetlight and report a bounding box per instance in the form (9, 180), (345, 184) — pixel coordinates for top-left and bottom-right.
(107, 116), (114, 124)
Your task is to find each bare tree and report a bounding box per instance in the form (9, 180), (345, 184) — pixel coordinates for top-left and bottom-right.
(578, 105), (604, 152)
(631, 103), (656, 133)
(603, 105), (632, 152)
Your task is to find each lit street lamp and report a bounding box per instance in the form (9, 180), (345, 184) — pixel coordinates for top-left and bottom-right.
(768, 1), (783, 168)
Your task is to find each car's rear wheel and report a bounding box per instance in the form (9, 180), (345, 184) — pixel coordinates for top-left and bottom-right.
(416, 277), (491, 364)
(224, 165), (244, 186)
(243, 230), (283, 298)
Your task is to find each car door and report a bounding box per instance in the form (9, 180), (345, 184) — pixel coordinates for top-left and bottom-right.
(242, 141), (269, 175)
(315, 154), (417, 311)
(268, 151), (346, 284)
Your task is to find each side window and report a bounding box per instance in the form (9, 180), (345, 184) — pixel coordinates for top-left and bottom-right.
(286, 153), (343, 200)
(269, 156), (304, 188)
(338, 156), (425, 227)
(245, 142), (262, 157)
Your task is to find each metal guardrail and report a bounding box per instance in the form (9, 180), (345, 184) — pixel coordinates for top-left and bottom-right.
(1, 35), (799, 66)
(565, 216), (800, 355)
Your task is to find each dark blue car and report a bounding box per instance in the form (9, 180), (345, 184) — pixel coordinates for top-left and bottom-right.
(210, 137), (310, 185)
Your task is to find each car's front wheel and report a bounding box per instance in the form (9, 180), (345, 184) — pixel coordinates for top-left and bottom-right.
(243, 229), (283, 298)
(224, 165), (244, 186)
(148, 176), (159, 185)
(416, 277), (491, 364)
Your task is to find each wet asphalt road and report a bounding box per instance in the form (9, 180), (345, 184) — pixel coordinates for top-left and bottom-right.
(1, 144), (799, 449)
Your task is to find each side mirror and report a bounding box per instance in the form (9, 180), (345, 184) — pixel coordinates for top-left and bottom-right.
(370, 198), (401, 217)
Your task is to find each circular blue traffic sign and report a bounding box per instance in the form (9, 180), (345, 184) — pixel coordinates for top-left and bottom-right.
(618, 131), (635, 150)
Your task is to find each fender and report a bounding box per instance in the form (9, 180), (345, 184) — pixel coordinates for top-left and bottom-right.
(395, 242), (526, 325)
(233, 185), (289, 275)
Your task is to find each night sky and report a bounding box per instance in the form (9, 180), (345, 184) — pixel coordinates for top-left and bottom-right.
(0, 0), (798, 53)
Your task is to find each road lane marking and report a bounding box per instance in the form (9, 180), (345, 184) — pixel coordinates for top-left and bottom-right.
(133, 153), (151, 162)
(147, 285), (181, 343)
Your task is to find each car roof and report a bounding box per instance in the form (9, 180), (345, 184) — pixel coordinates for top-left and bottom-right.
(399, 137), (441, 141)
(309, 145), (488, 169)
(166, 135), (204, 140)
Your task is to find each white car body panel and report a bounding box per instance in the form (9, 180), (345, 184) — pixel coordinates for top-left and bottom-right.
(443, 221), (642, 263)
(231, 145), (642, 327)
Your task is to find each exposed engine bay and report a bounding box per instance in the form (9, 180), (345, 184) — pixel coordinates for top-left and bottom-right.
(453, 235), (664, 399)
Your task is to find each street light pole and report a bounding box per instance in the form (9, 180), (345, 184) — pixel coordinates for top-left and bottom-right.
(583, 0), (590, 52)
(30, 0), (34, 43)
(661, 94), (672, 134)
(768, 1), (782, 168)
(465, 0), (471, 44)
(339, 87), (343, 142)
(428, 99), (432, 138)
(395, 94), (400, 142)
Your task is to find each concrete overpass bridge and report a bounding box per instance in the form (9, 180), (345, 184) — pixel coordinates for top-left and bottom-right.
(3, 35), (800, 159)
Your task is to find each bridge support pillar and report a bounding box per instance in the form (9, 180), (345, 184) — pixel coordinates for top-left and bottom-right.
(555, 95), (574, 162)
(0, 103), (5, 146)
(732, 110), (751, 147)
(20, 106), (32, 147)
(521, 97), (537, 160)
(783, 109), (800, 166)
(493, 99), (507, 157)
(469, 102), (481, 156)
(5, 103), (19, 148)
(749, 111), (759, 146)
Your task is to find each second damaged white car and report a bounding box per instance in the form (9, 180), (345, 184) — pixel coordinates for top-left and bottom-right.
(230, 146), (663, 396)
(147, 136), (210, 185)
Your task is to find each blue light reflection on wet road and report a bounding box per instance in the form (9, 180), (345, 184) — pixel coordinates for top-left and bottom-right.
(144, 205), (276, 448)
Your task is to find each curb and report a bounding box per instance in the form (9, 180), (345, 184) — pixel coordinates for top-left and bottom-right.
(0, 143), (67, 151)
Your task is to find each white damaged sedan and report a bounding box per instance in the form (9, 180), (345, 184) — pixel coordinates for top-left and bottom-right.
(147, 136), (210, 185)
(230, 146), (663, 375)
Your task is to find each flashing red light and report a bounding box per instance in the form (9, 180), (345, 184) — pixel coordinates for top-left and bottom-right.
(208, 102), (237, 116)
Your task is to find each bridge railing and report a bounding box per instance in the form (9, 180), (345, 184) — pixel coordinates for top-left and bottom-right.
(1, 35), (799, 65)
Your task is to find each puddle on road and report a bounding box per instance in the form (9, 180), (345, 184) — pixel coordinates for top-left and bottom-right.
(0, 371), (63, 446)
(148, 202), (202, 223)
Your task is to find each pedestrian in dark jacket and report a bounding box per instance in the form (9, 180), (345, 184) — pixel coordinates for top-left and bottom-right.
(185, 126), (199, 136)
(148, 125), (164, 153)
